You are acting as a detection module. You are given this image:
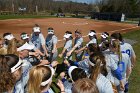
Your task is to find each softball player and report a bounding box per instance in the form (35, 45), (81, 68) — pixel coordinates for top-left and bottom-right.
(67, 30), (83, 61)
(110, 33), (136, 67)
(20, 32), (44, 57)
(31, 24), (48, 57)
(45, 27), (58, 62)
(99, 32), (110, 51)
(75, 30), (98, 55)
(27, 65), (55, 93)
(59, 31), (73, 60)
(104, 39), (132, 93)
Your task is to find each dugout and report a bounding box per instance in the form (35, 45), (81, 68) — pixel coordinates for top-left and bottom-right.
(91, 12), (122, 22)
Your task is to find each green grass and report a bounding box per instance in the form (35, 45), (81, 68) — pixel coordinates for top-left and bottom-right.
(0, 15), (56, 20)
(122, 30), (140, 93)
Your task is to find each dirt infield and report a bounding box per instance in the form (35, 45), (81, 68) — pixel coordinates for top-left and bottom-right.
(0, 18), (139, 47)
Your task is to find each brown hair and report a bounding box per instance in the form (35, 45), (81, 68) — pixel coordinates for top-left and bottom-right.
(0, 54), (19, 92)
(28, 65), (52, 93)
(0, 38), (7, 55)
(72, 78), (99, 93)
(89, 52), (108, 82)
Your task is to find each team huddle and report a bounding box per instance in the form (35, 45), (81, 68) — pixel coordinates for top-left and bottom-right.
(0, 24), (136, 93)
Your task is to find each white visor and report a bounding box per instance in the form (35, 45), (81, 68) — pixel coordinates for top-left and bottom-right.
(48, 30), (54, 34)
(21, 34), (29, 40)
(101, 33), (108, 39)
(41, 65), (55, 86)
(33, 27), (40, 32)
(11, 59), (23, 73)
(63, 34), (72, 39)
(68, 66), (78, 82)
(88, 32), (96, 36)
(17, 42), (35, 51)
(4, 34), (15, 40)
(101, 34), (106, 39)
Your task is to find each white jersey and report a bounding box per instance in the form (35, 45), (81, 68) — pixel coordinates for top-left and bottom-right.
(104, 53), (119, 85)
(96, 74), (114, 93)
(74, 37), (83, 50)
(120, 42), (135, 58)
(64, 40), (72, 60)
(119, 53), (131, 78)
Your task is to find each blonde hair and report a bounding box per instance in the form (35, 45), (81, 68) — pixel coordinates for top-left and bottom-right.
(72, 78), (99, 93)
(7, 38), (19, 56)
(27, 65), (51, 93)
(111, 40), (122, 62)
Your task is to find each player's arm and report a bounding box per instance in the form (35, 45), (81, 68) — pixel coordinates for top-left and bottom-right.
(75, 46), (86, 54)
(52, 36), (58, 53)
(40, 34), (48, 56)
(131, 48), (136, 67)
(67, 44), (79, 57)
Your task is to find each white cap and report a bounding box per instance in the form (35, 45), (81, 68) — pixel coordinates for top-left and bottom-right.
(11, 59), (23, 73)
(41, 65), (55, 86)
(101, 33), (109, 39)
(17, 42), (35, 51)
(21, 34), (29, 40)
(63, 34), (72, 39)
(33, 27), (40, 32)
(88, 32), (96, 36)
(68, 66), (78, 82)
(4, 34), (15, 40)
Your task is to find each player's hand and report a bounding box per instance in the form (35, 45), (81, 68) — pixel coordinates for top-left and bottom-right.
(60, 72), (66, 78)
(51, 61), (58, 67)
(59, 54), (63, 58)
(120, 81), (125, 91)
(57, 79), (65, 92)
(52, 49), (56, 53)
(39, 60), (50, 66)
(74, 50), (79, 54)
(45, 52), (49, 57)
(67, 52), (71, 57)
(64, 59), (70, 66)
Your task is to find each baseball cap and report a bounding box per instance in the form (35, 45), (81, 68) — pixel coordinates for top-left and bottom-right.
(88, 31), (96, 36)
(17, 42), (34, 51)
(4, 34), (15, 40)
(21, 34), (29, 40)
(33, 27), (40, 32)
